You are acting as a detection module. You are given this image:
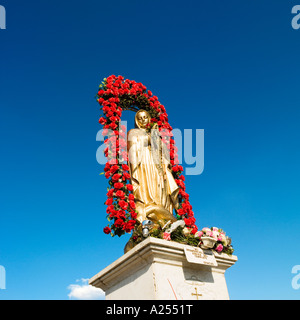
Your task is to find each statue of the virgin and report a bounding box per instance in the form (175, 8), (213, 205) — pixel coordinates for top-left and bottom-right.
(127, 109), (179, 227)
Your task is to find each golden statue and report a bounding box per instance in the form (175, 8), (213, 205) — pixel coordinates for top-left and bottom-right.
(127, 110), (179, 227)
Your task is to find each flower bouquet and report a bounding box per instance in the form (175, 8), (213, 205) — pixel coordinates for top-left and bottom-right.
(196, 227), (233, 254)
(128, 220), (234, 255)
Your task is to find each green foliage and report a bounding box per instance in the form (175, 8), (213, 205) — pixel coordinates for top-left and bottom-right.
(150, 227), (163, 239)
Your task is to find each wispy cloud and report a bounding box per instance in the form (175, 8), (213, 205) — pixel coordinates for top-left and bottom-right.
(67, 279), (105, 300)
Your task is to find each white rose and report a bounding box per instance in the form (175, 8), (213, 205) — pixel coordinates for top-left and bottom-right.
(211, 230), (219, 239)
(219, 233), (227, 246)
(182, 227), (191, 236)
(202, 227), (211, 234)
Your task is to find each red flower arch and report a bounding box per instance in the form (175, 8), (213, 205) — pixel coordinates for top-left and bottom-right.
(97, 75), (197, 237)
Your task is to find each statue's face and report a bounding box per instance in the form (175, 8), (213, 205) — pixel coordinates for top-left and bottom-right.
(136, 111), (150, 128)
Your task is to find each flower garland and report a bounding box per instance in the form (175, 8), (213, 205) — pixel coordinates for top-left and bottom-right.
(97, 75), (197, 237)
(129, 224), (234, 255)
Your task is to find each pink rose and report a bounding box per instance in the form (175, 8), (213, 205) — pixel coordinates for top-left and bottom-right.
(216, 244), (223, 253)
(163, 232), (171, 241)
(206, 231), (213, 237)
(195, 231), (203, 238)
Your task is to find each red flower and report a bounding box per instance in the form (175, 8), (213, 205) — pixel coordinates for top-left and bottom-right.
(110, 116), (119, 123)
(112, 173), (121, 182)
(106, 189), (114, 198)
(184, 217), (196, 227)
(128, 194), (134, 201)
(114, 219), (124, 228)
(179, 189), (189, 199)
(115, 190), (125, 199)
(109, 210), (117, 218)
(99, 117), (106, 125)
(122, 164), (129, 171)
(105, 198), (113, 206)
(110, 165), (119, 174)
(118, 200), (128, 210)
(130, 211), (137, 219)
(123, 220), (136, 233)
(190, 225), (198, 235)
(172, 166), (180, 172)
(182, 201), (192, 212)
(104, 163), (111, 172)
(103, 227), (111, 234)
(177, 208), (185, 216)
(114, 182), (124, 189)
(106, 205), (115, 214)
(116, 210), (126, 220)
(110, 122), (117, 130)
(126, 184), (133, 191)
(123, 172), (131, 180)
(129, 200), (136, 209)
(175, 179), (185, 190)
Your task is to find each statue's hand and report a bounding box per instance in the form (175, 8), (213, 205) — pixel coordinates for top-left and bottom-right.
(144, 135), (151, 147)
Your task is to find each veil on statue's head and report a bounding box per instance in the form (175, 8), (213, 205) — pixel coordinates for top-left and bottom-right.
(135, 109), (151, 129)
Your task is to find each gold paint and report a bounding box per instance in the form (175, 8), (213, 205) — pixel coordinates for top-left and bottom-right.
(191, 287), (202, 300)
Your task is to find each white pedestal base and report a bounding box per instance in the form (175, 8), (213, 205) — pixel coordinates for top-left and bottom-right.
(89, 237), (237, 300)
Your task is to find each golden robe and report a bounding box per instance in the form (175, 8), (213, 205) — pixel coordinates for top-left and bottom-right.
(127, 127), (179, 225)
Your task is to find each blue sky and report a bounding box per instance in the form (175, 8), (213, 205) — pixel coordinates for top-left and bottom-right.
(0, 0), (300, 300)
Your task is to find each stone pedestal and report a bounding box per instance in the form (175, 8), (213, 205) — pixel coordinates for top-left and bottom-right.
(89, 237), (237, 300)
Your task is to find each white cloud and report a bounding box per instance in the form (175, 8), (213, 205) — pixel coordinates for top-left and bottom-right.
(67, 278), (105, 300)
